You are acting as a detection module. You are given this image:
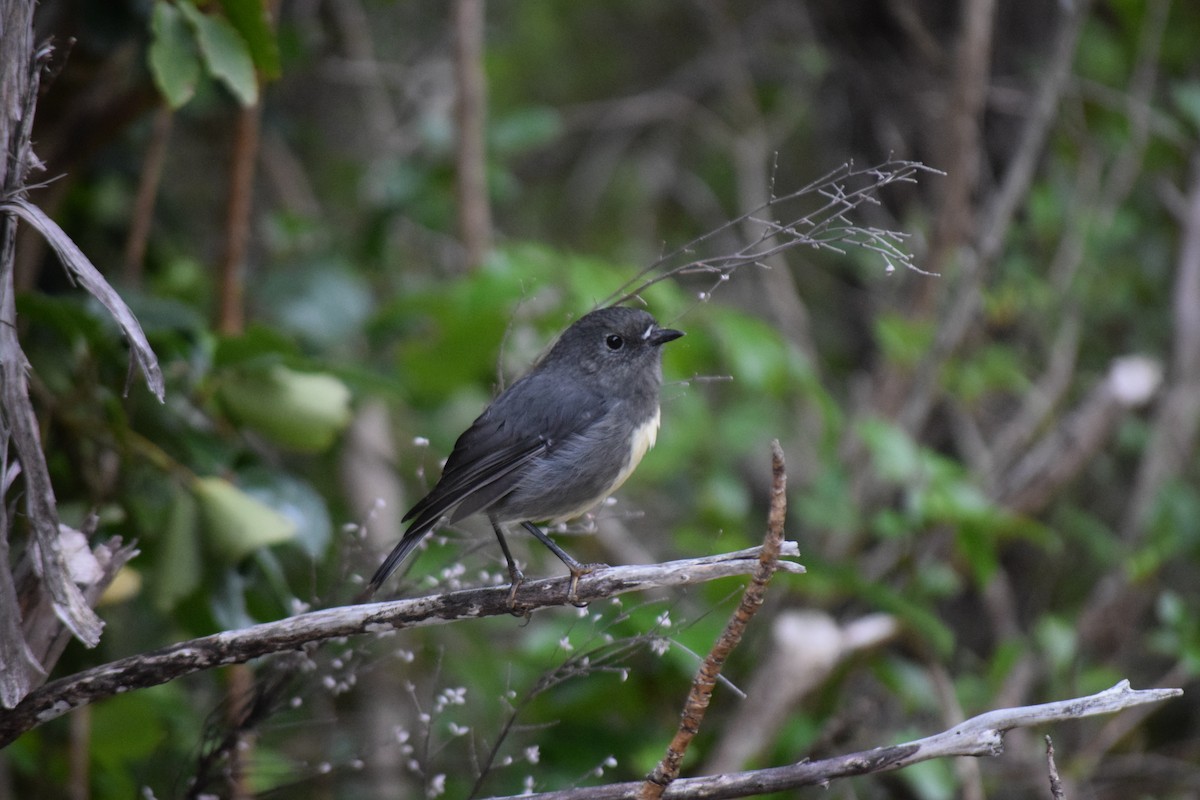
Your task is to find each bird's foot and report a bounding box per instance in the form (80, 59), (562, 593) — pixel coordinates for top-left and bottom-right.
(505, 565), (527, 612)
(566, 562), (608, 607)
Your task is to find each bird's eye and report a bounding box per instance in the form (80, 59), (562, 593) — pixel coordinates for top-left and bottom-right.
(606, 334), (624, 350)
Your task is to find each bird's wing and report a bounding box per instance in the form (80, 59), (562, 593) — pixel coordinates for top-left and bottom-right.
(363, 437), (546, 596)
(364, 370), (606, 595)
(403, 434), (548, 529)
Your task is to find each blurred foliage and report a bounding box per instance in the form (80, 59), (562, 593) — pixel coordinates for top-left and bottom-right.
(5, 1), (1200, 799)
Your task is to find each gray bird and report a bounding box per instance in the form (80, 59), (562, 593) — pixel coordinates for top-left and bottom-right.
(362, 306), (684, 602)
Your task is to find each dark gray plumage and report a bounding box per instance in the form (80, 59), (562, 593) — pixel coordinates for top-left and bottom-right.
(363, 306), (683, 600)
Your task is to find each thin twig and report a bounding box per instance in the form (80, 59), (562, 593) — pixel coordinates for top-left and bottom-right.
(603, 159), (940, 309)
(889, 0), (1089, 437)
(641, 441), (787, 799)
(122, 104), (173, 285)
(217, 102), (261, 335)
(453, 0), (492, 269)
(1046, 736), (1065, 800)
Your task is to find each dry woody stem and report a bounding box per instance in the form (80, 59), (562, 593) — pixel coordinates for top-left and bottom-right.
(0, 544), (803, 747)
(641, 440), (788, 799)
(495, 681), (1180, 800)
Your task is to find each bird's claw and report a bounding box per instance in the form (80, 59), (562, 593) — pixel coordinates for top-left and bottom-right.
(505, 566), (526, 613)
(566, 562), (608, 607)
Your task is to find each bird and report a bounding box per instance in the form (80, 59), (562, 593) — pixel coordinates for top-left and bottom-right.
(361, 306), (683, 603)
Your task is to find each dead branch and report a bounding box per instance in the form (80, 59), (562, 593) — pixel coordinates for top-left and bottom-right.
(884, 0), (1088, 436)
(0, 544), (803, 748)
(454, 0), (492, 269)
(1123, 155), (1200, 540)
(217, 102), (260, 335)
(122, 104), (173, 284)
(701, 610), (899, 774)
(1, 27), (162, 711)
(641, 441), (788, 799)
(0, 41), (109, 665)
(490, 681), (1180, 800)
(994, 355), (1163, 514)
(0, 198), (163, 397)
(1046, 736), (1065, 800)
(605, 158), (940, 308)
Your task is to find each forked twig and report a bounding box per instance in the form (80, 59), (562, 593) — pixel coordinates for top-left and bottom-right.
(605, 159), (942, 309)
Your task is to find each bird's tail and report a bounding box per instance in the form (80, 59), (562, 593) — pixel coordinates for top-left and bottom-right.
(356, 525), (432, 602)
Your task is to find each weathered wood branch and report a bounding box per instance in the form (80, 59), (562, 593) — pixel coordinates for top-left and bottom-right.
(492, 681), (1180, 800)
(0, 544), (803, 747)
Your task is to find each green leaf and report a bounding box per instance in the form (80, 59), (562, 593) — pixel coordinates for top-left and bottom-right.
(858, 418), (922, 481)
(942, 344), (1029, 403)
(1172, 81), (1200, 136)
(213, 323), (299, 368)
(1034, 615), (1079, 674)
(148, 2), (202, 109)
(897, 758), (957, 800)
(239, 469), (333, 559)
(152, 487), (202, 611)
(178, 1), (259, 106)
(490, 107), (564, 155)
(193, 475), (297, 561)
(218, 364), (353, 452)
(211, 568), (256, 630)
(91, 686), (188, 797)
(258, 264), (375, 351)
(715, 312), (806, 393)
(875, 312), (935, 367)
(218, 0), (281, 79)
(954, 521), (1000, 584)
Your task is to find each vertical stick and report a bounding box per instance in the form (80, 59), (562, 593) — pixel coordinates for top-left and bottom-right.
(641, 441), (788, 799)
(218, 103), (261, 335)
(454, 0), (492, 270)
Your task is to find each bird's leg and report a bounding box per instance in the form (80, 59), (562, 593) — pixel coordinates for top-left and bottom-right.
(520, 521), (606, 606)
(491, 520), (525, 607)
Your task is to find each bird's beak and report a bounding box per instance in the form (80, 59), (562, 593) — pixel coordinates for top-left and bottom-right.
(649, 326), (684, 346)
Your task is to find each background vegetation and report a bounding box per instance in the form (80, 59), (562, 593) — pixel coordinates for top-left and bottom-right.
(3, 0), (1200, 798)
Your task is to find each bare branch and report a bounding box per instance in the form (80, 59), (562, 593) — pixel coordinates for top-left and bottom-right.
(492, 681), (1181, 800)
(701, 611), (899, 775)
(0, 544), (804, 747)
(994, 355), (1162, 514)
(454, 0), (492, 269)
(890, 1), (1088, 435)
(642, 441), (788, 799)
(216, 103), (260, 336)
(1046, 736), (1065, 800)
(1122, 156), (1200, 540)
(122, 105), (173, 284)
(604, 159), (941, 309)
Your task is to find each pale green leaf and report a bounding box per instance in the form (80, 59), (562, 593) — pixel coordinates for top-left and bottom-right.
(178, 1), (259, 106)
(193, 476), (296, 562)
(218, 0), (281, 79)
(152, 487), (202, 611)
(148, 2), (201, 109)
(218, 365), (353, 452)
